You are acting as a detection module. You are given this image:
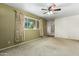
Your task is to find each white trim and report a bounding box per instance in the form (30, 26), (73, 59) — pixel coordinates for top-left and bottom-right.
(0, 38), (39, 51)
(24, 16), (38, 21)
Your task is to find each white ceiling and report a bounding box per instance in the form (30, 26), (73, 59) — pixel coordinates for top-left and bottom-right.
(6, 3), (79, 20)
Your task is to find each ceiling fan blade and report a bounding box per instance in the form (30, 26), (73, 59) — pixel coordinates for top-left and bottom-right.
(43, 12), (48, 14)
(54, 8), (61, 11)
(41, 9), (48, 10)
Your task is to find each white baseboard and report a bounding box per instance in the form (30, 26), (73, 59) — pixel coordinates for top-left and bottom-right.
(55, 36), (79, 40)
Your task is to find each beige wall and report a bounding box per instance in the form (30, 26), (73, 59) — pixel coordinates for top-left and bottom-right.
(24, 30), (40, 41)
(0, 4), (47, 49)
(55, 15), (79, 40)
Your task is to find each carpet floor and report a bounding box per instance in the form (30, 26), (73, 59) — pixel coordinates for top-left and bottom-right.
(0, 37), (79, 56)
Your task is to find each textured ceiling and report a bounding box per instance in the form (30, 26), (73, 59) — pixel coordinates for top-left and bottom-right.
(6, 3), (79, 20)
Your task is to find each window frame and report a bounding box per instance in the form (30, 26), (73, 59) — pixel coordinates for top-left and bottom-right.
(24, 16), (39, 30)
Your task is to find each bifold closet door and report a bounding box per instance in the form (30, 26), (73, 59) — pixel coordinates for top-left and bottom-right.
(47, 20), (55, 36)
(0, 5), (15, 49)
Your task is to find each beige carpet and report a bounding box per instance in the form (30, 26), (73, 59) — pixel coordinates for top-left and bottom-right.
(0, 37), (79, 56)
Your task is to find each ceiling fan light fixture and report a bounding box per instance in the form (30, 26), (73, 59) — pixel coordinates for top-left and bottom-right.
(47, 12), (50, 15)
(47, 11), (53, 15)
(49, 11), (53, 14)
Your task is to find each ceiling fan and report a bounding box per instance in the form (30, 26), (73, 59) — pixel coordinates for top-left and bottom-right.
(41, 3), (61, 14)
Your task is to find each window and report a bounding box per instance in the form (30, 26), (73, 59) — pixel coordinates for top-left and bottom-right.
(24, 17), (39, 30)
